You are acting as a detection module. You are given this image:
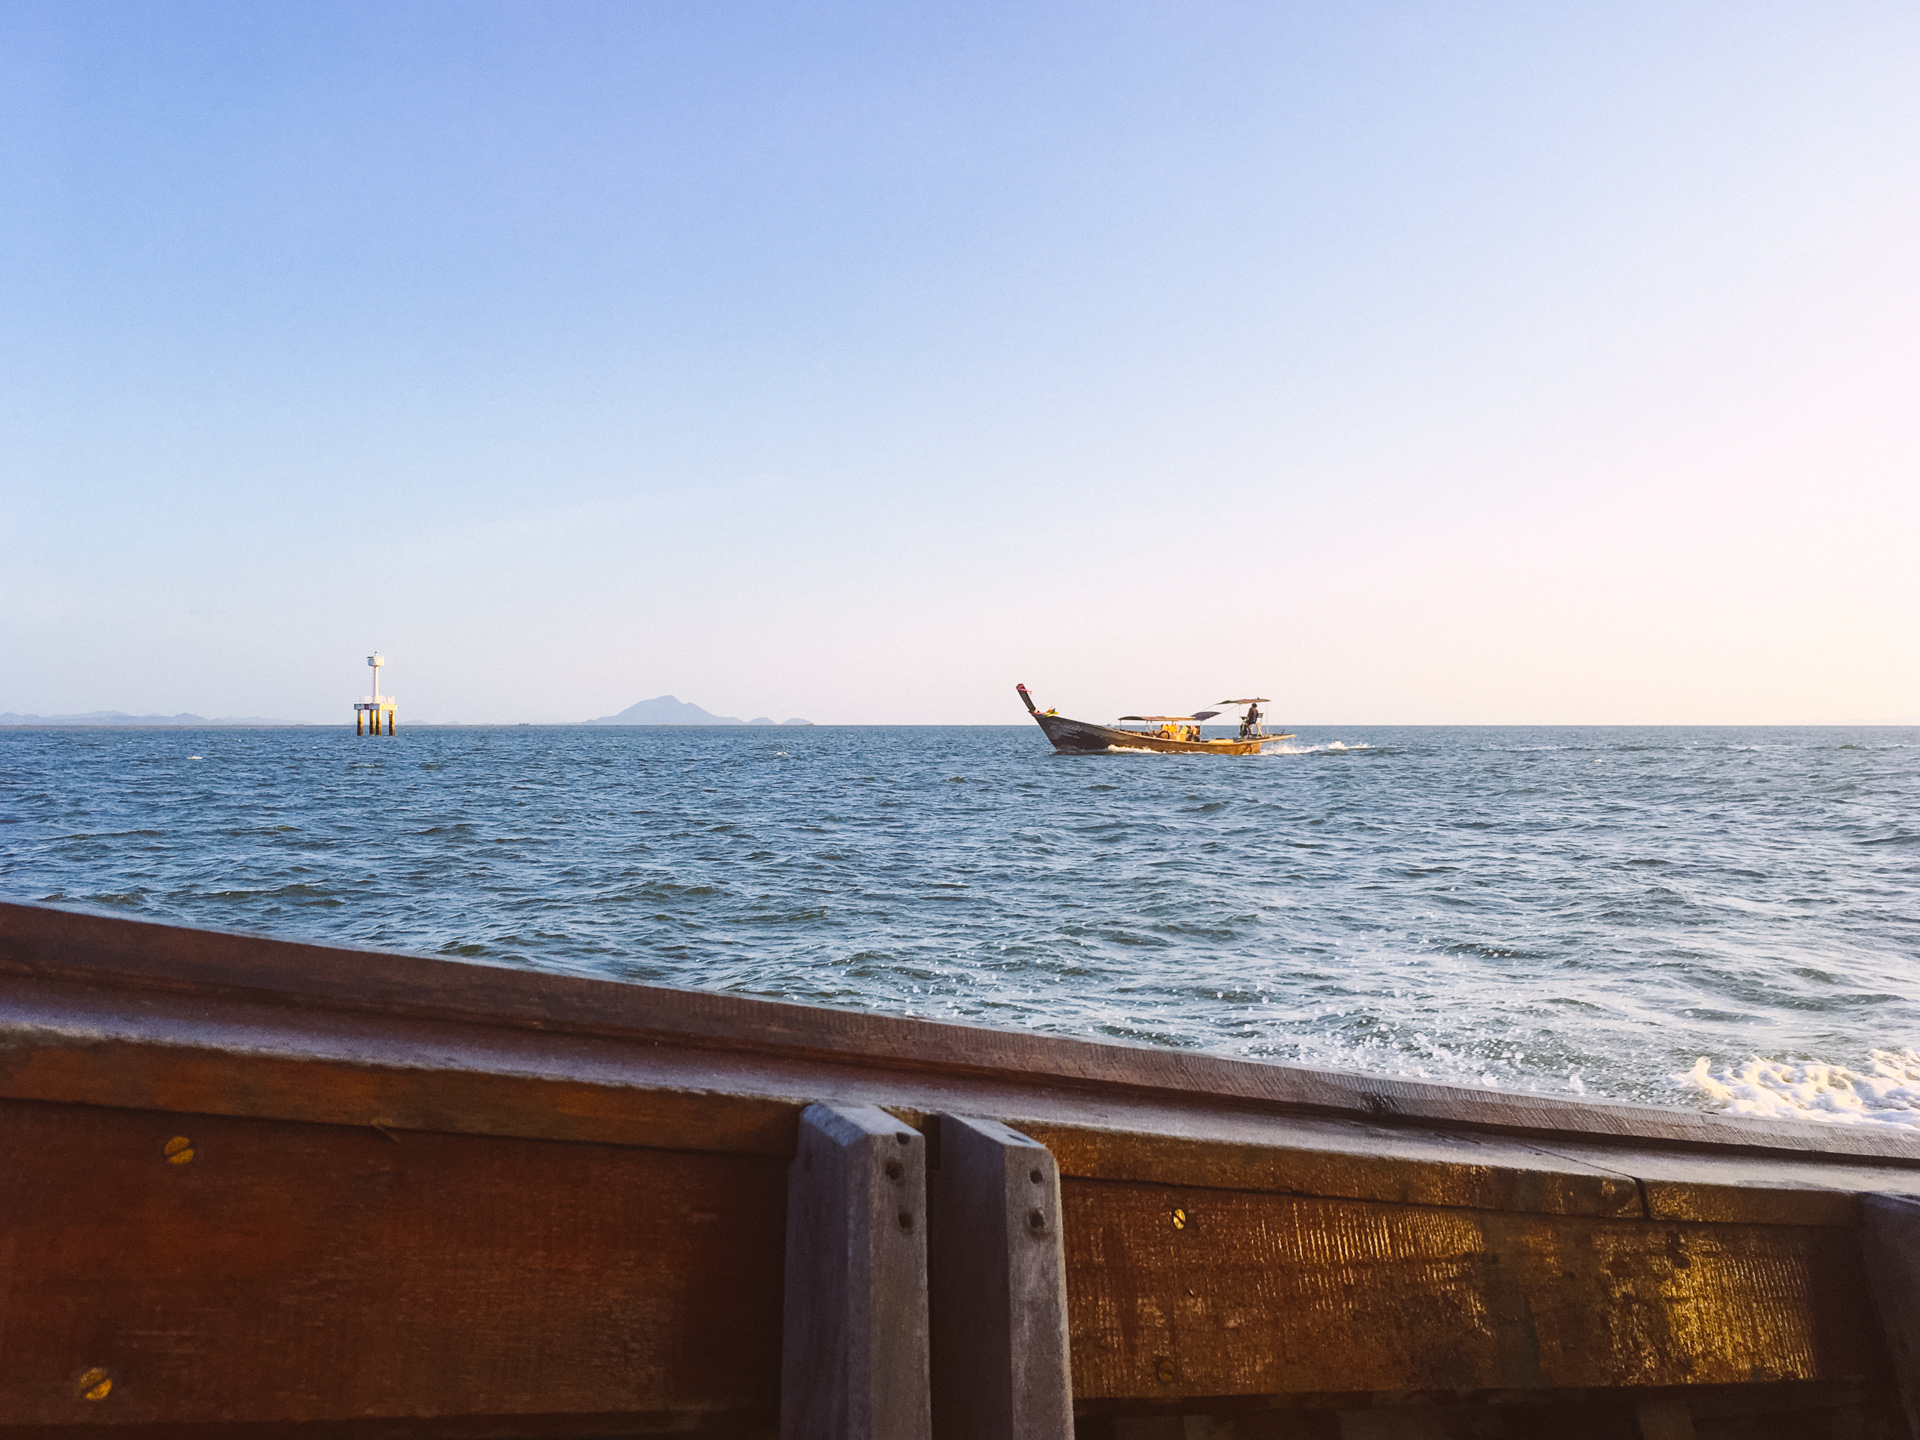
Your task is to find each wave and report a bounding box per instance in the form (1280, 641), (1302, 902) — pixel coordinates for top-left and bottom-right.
(1099, 739), (1373, 757)
(13, 723), (1920, 1113)
(1678, 1051), (1920, 1126)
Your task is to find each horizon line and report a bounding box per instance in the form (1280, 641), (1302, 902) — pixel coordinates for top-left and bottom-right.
(5, 719), (1919, 731)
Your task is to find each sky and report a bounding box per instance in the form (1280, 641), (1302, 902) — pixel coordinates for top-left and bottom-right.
(2, 2), (1916, 725)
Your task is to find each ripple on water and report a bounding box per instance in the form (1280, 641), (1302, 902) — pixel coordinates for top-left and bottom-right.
(3, 723), (1919, 1121)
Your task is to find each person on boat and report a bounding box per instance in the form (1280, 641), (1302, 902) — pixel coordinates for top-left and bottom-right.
(1240, 703), (1262, 738)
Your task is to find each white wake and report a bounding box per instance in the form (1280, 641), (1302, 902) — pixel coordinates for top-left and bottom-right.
(1678, 1051), (1920, 1126)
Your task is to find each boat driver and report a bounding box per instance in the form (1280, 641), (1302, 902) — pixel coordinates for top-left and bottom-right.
(1240, 703), (1261, 738)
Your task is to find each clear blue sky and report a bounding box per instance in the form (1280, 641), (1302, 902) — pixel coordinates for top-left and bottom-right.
(4, 3), (1916, 723)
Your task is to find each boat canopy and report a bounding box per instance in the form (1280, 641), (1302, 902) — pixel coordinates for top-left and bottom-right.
(1218, 698), (1270, 705)
(1118, 711), (1221, 722)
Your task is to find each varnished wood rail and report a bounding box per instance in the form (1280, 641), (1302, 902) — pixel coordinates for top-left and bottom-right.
(3, 900), (1920, 1438)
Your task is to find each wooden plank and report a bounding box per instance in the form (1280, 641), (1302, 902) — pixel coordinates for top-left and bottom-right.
(1637, 1180), (1859, 1230)
(0, 1096), (784, 1430)
(1021, 1120), (1645, 1220)
(780, 1104), (931, 1440)
(0, 969), (1662, 1217)
(1062, 1178), (1883, 1401)
(8, 900), (1918, 1436)
(927, 1115), (1072, 1440)
(1528, 1140), (1920, 1227)
(1635, 1397), (1697, 1439)
(1040, 1123), (1892, 1229)
(0, 981), (1680, 1229)
(9, 900), (1920, 1165)
(7, 957), (1920, 1240)
(8, 959), (1920, 1237)
(1862, 1193), (1920, 1439)
(0, 984), (807, 1157)
(1071, 1384), (1892, 1439)
(1068, 1382), (1892, 1440)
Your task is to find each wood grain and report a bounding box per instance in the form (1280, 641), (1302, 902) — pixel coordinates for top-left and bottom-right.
(780, 1105), (930, 1440)
(927, 1116), (1073, 1440)
(3, 902), (1918, 1434)
(10, 975), (1912, 1238)
(1861, 1193), (1920, 1440)
(0, 1097), (784, 1429)
(9, 900), (1920, 1165)
(1062, 1178), (1882, 1401)
(1022, 1122), (1646, 1221)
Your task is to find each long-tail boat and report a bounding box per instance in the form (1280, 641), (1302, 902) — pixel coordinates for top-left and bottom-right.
(9, 897), (1920, 1439)
(1017, 682), (1297, 754)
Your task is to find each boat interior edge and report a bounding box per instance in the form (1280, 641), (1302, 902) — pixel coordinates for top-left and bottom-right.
(4, 899), (1919, 1439)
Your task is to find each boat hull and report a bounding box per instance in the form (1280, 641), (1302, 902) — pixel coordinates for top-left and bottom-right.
(3, 900), (1917, 1436)
(1031, 712), (1293, 755)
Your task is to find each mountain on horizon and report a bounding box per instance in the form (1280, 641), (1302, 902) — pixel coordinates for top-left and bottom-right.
(586, 695), (811, 726)
(0, 711), (303, 727)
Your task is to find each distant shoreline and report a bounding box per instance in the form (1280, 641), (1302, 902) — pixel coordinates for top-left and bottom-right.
(5, 721), (1918, 731)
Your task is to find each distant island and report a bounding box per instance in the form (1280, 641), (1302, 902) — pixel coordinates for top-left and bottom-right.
(0, 697), (815, 728)
(0, 711), (304, 727)
(586, 696), (812, 726)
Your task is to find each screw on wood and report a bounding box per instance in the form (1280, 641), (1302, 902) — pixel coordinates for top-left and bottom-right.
(163, 1136), (194, 1165)
(77, 1369), (112, 1401)
(1170, 1207), (1187, 1230)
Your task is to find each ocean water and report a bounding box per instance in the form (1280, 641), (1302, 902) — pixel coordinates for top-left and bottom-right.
(3, 723), (1917, 1124)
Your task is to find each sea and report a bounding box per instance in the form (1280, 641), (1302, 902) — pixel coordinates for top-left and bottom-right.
(4, 723), (1917, 1127)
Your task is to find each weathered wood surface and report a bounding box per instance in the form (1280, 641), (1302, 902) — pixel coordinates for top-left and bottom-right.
(3, 897), (1918, 1263)
(0, 1095), (784, 1431)
(780, 1104), (931, 1440)
(8, 900), (1920, 1167)
(928, 1115), (1073, 1440)
(1026, 1122), (1920, 1228)
(1076, 1383), (1891, 1439)
(1635, 1396), (1699, 1440)
(1863, 1193), (1920, 1438)
(3, 902), (1919, 1436)
(1063, 1177), (1882, 1401)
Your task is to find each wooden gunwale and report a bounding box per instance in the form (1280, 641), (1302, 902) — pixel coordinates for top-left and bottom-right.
(8, 900), (1920, 1435)
(4, 899), (1918, 1168)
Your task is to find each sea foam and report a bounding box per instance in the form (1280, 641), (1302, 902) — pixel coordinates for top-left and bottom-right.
(1679, 1051), (1920, 1126)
